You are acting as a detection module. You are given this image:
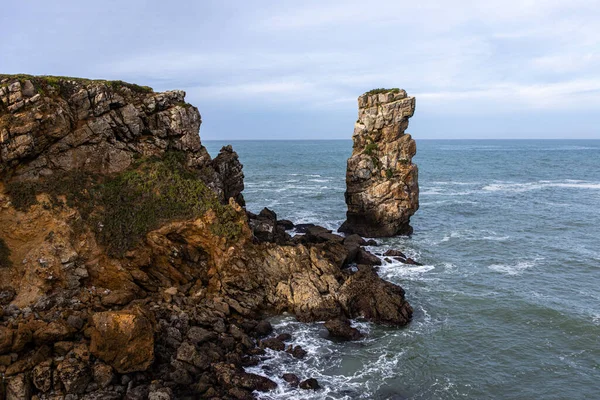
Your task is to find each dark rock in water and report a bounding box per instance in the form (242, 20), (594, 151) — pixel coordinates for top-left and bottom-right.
(253, 320), (273, 338)
(299, 378), (321, 390)
(287, 345), (307, 359)
(305, 226), (344, 244)
(293, 223), (317, 233)
(356, 248), (382, 266)
(324, 318), (364, 341)
(404, 257), (423, 266)
(259, 207), (277, 221)
(276, 333), (292, 342)
(366, 239), (379, 246)
(343, 234), (368, 246)
(277, 219), (295, 230)
(260, 337), (285, 351)
(282, 373), (300, 387)
(339, 266), (413, 325)
(214, 362), (277, 392)
(384, 249), (407, 258)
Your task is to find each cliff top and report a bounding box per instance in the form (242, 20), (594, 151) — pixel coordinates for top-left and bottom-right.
(359, 88), (411, 108)
(0, 73), (154, 95)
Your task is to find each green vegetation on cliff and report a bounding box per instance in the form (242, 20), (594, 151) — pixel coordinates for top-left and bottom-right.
(366, 88), (401, 95)
(0, 238), (11, 268)
(0, 74), (153, 95)
(7, 152), (243, 256)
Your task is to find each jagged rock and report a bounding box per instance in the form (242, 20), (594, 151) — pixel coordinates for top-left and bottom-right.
(338, 266), (413, 325)
(356, 248), (382, 266)
(5, 373), (32, 400)
(340, 89), (419, 237)
(277, 219), (294, 230)
(90, 306), (155, 373)
(213, 362), (277, 392)
(32, 360), (53, 392)
(92, 362), (114, 388)
(384, 249), (407, 258)
(212, 145), (245, 206)
(57, 357), (91, 394)
(324, 318), (364, 341)
(248, 207), (290, 244)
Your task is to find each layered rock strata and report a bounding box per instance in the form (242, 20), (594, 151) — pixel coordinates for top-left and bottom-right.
(0, 76), (412, 399)
(340, 89), (419, 237)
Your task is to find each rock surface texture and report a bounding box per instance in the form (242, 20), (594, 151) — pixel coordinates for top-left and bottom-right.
(340, 89), (419, 237)
(0, 76), (412, 399)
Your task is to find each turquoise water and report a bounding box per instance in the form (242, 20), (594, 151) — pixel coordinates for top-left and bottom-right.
(205, 140), (600, 400)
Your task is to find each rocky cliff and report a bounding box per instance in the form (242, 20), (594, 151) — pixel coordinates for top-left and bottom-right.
(339, 89), (419, 237)
(0, 76), (412, 399)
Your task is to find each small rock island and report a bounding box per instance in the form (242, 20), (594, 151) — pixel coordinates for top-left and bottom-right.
(340, 89), (419, 237)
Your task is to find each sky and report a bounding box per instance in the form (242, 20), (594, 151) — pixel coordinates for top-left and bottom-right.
(2, 0), (599, 140)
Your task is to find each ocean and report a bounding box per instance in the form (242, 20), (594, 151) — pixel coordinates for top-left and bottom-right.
(204, 140), (600, 400)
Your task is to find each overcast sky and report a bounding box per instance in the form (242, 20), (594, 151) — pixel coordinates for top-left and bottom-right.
(2, 0), (599, 140)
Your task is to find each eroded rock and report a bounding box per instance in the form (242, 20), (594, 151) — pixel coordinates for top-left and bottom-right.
(340, 89), (419, 237)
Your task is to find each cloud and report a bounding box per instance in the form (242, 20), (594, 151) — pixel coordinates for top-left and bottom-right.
(1, 0), (599, 138)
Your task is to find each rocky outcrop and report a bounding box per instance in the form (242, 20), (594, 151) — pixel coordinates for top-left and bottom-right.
(0, 76), (413, 399)
(340, 89), (419, 237)
(0, 74), (244, 206)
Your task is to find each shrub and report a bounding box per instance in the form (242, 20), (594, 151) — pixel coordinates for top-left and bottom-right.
(6, 151), (241, 257)
(366, 88), (401, 95)
(364, 143), (378, 155)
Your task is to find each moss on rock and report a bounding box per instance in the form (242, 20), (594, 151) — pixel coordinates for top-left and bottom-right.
(6, 151), (242, 257)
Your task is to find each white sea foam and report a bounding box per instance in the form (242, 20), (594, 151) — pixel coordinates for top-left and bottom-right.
(488, 259), (541, 276)
(247, 316), (401, 400)
(483, 181), (600, 193)
(440, 230), (509, 243)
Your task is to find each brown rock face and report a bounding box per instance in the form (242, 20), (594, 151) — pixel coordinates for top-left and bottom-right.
(0, 75), (244, 206)
(340, 89), (419, 237)
(90, 306), (155, 373)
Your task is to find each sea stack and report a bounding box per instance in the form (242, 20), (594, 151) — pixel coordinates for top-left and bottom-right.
(339, 89), (419, 237)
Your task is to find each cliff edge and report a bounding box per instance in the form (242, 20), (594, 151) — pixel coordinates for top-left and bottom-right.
(340, 89), (419, 237)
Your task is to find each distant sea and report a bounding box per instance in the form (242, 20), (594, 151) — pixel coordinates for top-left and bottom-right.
(205, 140), (600, 400)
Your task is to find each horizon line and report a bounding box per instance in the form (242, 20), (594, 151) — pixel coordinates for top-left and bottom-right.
(203, 138), (600, 141)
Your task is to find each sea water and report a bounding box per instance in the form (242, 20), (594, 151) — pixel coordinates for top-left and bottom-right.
(204, 140), (600, 400)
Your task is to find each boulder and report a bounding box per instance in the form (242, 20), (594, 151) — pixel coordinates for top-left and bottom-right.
(299, 378), (321, 390)
(90, 306), (155, 373)
(324, 318), (364, 341)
